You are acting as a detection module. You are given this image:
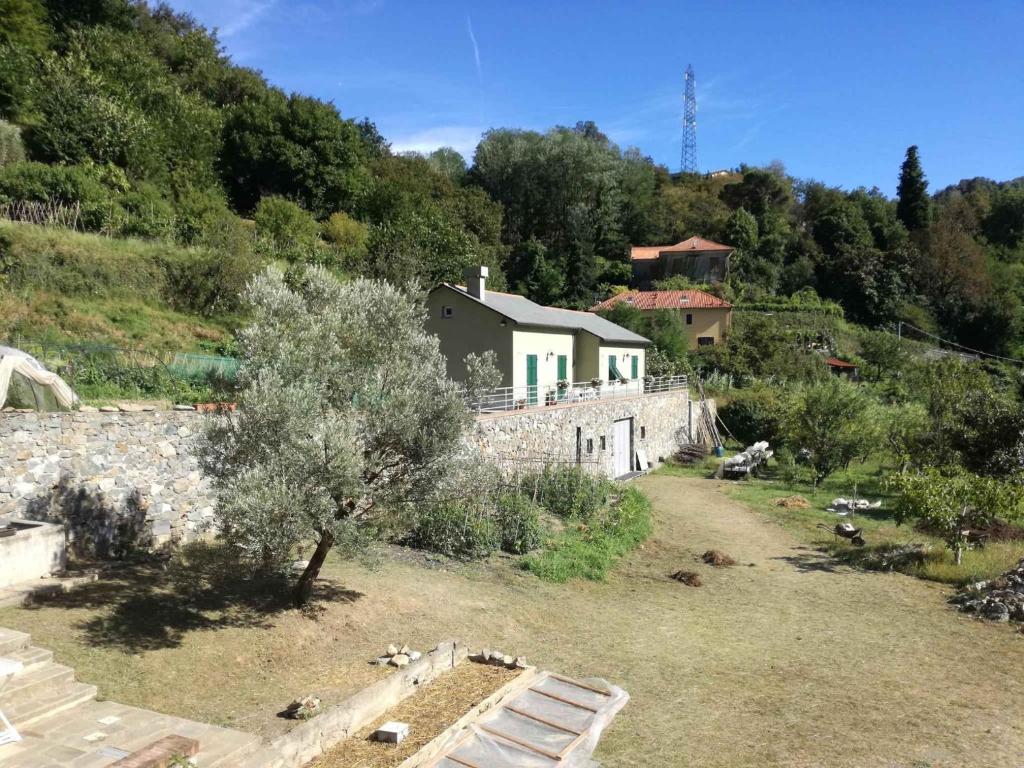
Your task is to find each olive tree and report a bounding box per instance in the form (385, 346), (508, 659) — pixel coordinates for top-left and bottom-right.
(200, 266), (471, 604)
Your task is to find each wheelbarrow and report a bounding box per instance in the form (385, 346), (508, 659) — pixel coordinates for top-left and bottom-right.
(817, 522), (866, 547)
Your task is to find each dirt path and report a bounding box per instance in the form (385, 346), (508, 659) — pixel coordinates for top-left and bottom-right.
(3, 474), (1022, 767)
(598, 474), (1024, 767)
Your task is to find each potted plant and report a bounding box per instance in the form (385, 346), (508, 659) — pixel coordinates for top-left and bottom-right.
(590, 377), (603, 388)
(618, 376), (628, 385)
(556, 379), (569, 390)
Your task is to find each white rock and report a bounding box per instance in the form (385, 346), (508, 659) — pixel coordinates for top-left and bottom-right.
(386, 644), (398, 656)
(408, 650), (422, 661)
(390, 653), (410, 667)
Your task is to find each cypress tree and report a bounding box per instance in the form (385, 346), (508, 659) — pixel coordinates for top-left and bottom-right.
(896, 145), (930, 231)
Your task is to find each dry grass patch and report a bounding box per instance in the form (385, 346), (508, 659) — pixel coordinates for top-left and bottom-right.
(310, 661), (520, 768)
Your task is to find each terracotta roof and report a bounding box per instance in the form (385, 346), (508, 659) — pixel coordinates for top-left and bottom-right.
(630, 236), (734, 261)
(826, 357), (858, 369)
(589, 289), (733, 312)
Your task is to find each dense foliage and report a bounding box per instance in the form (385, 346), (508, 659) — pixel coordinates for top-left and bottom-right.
(2, 1), (1022, 360)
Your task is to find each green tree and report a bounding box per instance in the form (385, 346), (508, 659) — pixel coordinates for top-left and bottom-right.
(200, 266), (472, 604)
(889, 470), (1023, 564)
(781, 378), (881, 482)
(426, 147), (467, 185)
(896, 145), (930, 231)
(0, 0), (49, 53)
(0, 119), (25, 167)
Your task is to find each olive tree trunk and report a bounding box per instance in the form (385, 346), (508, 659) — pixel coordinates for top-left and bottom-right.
(294, 530), (335, 606)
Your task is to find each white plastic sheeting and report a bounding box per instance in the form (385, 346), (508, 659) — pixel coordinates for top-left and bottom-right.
(435, 673), (628, 767)
(0, 346), (78, 410)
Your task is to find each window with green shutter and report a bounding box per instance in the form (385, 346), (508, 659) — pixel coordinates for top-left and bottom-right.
(608, 356), (622, 381)
(557, 354), (567, 381)
(631, 355), (638, 378)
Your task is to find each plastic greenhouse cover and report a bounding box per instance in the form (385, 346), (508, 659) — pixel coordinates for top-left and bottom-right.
(438, 675), (628, 768)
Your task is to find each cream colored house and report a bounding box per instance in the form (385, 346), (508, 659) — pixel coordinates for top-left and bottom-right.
(630, 236), (733, 287)
(426, 267), (650, 405)
(590, 289), (733, 350)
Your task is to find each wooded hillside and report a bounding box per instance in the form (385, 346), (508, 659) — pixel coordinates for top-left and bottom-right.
(1, 0), (1023, 356)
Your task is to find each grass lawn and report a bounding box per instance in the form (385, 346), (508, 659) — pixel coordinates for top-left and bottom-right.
(660, 457), (1024, 586)
(1, 474), (1022, 767)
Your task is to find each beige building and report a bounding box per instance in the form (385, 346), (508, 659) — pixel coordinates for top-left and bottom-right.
(590, 289), (733, 350)
(630, 236), (733, 287)
(426, 267), (650, 405)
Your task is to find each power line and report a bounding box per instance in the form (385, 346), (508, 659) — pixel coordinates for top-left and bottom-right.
(897, 321), (1024, 366)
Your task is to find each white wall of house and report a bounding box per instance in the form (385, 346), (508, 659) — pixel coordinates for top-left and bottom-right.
(600, 345), (646, 386)
(511, 328), (575, 398)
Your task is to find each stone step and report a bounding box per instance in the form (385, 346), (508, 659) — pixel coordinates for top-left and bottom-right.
(197, 731), (269, 768)
(0, 627), (31, 656)
(2, 680), (97, 728)
(5, 645), (54, 675)
(0, 661), (74, 701)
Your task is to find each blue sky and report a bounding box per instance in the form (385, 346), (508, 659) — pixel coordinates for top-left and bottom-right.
(167, 0), (1024, 195)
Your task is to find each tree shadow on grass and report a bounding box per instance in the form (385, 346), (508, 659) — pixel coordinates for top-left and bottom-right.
(22, 541), (363, 653)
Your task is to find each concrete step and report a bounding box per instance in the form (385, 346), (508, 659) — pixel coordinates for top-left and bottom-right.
(2, 680), (97, 728)
(0, 628), (31, 656)
(0, 661), (74, 701)
(197, 731), (269, 768)
(4, 645), (53, 675)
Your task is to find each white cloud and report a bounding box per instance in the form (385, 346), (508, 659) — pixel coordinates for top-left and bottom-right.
(388, 125), (485, 158)
(466, 16), (482, 83)
(217, 0), (277, 38)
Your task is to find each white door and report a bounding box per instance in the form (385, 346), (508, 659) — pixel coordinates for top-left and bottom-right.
(613, 418), (632, 477)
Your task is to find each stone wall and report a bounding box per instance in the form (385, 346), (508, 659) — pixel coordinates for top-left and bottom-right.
(469, 389), (704, 475)
(0, 410), (212, 555)
(0, 392), (709, 556)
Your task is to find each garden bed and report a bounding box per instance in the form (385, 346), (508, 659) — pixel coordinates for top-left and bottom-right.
(309, 660), (521, 768)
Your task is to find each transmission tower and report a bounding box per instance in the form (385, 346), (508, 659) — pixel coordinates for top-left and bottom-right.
(680, 64), (698, 174)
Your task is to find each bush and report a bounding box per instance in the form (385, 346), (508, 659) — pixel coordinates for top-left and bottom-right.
(0, 161), (118, 230)
(0, 120), (26, 168)
(522, 487), (653, 582)
(409, 499), (497, 559)
(718, 386), (786, 446)
(523, 465), (610, 520)
(253, 195), (319, 259)
(494, 493), (543, 554)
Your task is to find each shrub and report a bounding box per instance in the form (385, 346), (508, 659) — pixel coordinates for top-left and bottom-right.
(522, 487), (653, 582)
(409, 499), (497, 559)
(253, 195), (319, 259)
(0, 120), (25, 168)
(494, 493), (543, 554)
(718, 386), (786, 446)
(0, 161), (117, 230)
(321, 210), (368, 270)
(523, 465), (610, 520)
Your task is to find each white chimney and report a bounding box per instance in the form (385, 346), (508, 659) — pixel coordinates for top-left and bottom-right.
(464, 265), (488, 302)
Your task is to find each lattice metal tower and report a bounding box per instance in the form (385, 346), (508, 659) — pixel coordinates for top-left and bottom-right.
(680, 64), (698, 174)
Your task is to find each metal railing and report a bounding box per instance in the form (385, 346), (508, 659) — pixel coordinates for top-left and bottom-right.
(468, 374), (688, 413)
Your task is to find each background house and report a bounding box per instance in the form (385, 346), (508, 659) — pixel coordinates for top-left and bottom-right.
(590, 289), (733, 349)
(630, 236), (733, 287)
(426, 267), (650, 405)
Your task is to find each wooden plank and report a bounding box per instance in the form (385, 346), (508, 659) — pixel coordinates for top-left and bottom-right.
(110, 735), (199, 768)
(504, 705), (582, 736)
(441, 753), (482, 768)
(478, 723), (563, 761)
(528, 686), (600, 713)
(547, 673), (612, 697)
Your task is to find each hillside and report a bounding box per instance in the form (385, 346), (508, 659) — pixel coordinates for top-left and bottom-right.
(0, 220), (239, 351)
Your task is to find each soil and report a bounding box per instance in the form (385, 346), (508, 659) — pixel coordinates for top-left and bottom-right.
(309, 660), (520, 768)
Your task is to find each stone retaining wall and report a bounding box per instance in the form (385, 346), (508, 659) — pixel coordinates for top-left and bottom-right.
(0, 392), (708, 554)
(469, 389), (703, 475)
(0, 410), (212, 555)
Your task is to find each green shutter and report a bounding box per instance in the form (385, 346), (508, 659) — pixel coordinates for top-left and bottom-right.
(557, 354), (567, 381)
(608, 356), (622, 380)
(526, 354), (538, 405)
(631, 355), (638, 378)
